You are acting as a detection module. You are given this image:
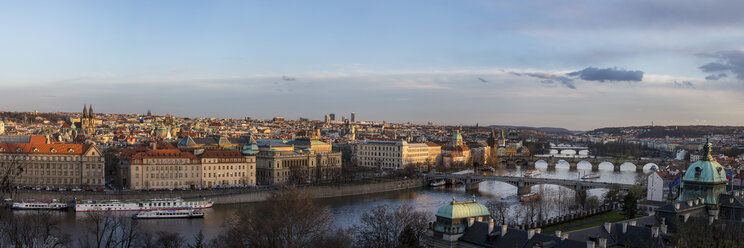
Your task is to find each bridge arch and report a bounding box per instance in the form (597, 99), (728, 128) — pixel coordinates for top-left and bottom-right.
(578, 150), (589, 156)
(643, 163), (659, 172)
(577, 160), (592, 170)
(535, 160), (548, 169)
(598, 162), (614, 171)
(620, 162), (637, 172)
(560, 150), (577, 156)
(555, 160), (570, 169)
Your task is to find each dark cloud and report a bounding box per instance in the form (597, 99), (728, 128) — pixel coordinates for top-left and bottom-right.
(698, 50), (744, 80)
(282, 76), (296, 81)
(704, 73), (728, 81)
(566, 67), (644, 82)
(510, 72), (576, 89)
(478, 77), (488, 83)
(673, 81), (695, 89)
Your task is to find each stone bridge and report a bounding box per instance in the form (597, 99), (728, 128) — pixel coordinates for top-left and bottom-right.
(496, 156), (666, 172)
(424, 173), (639, 195)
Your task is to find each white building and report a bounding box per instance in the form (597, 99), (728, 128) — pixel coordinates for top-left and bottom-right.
(0, 120), (4, 134)
(647, 171), (681, 202)
(353, 140), (440, 170)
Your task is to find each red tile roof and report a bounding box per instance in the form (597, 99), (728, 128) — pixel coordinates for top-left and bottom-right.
(0, 143), (92, 155)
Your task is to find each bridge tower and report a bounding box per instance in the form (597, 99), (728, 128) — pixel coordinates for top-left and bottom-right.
(517, 180), (532, 195)
(464, 177), (480, 193)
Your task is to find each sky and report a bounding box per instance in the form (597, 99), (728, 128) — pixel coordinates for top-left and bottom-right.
(1, 0), (744, 130)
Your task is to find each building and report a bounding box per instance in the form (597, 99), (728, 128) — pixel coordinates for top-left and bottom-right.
(441, 131), (471, 167)
(0, 120), (4, 134)
(125, 149), (201, 190)
(80, 105), (96, 136)
(329, 113), (335, 121)
(647, 170), (682, 202)
(353, 140), (440, 170)
(351, 112), (355, 122)
(0, 136), (105, 189)
(199, 149), (255, 187)
(677, 140), (728, 205)
(256, 138), (342, 185)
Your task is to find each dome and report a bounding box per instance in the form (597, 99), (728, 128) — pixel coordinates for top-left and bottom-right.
(436, 197), (489, 219)
(682, 140), (727, 184)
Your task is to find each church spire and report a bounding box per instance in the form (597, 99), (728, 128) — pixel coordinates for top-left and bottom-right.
(88, 105), (94, 117)
(83, 104), (88, 118)
(701, 138), (713, 161)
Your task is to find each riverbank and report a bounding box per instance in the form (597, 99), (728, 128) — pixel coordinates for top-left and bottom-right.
(10, 178), (425, 205)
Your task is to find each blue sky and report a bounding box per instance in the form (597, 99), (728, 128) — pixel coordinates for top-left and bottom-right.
(1, 1), (743, 130)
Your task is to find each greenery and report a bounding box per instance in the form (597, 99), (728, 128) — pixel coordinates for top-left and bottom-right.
(622, 190), (638, 219)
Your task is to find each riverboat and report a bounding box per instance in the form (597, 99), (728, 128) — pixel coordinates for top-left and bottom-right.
(429, 180), (446, 187)
(523, 169), (541, 178)
(75, 198), (213, 212)
(11, 199), (68, 210)
(132, 208), (204, 219)
(581, 172), (601, 180)
(519, 193), (540, 202)
(482, 167), (495, 173)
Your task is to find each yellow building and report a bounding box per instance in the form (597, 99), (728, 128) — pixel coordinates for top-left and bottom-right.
(127, 149), (201, 190)
(0, 141), (105, 189)
(354, 140), (439, 170)
(255, 140), (342, 185)
(199, 149), (255, 188)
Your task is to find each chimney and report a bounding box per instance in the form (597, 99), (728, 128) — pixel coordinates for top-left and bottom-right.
(661, 217), (666, 225)
(661, 224), (668, 234)
(603, 222), (612, 233)
(488, 219), (495, 233)
(587, 240), (596, 248)
(651, 227), (659, 238)
(468, 218), (475, 227)
(709, 216), (715, 225)
(151, 142), (157, 150)
(622, 222), (628, 233)
(476, 216), (483, 222)
(528, 229), (536, 240)
(674, 203), (680, 209)
(598, 238), (607, 248)
(536, 228), (542, 234)
(555, 230), (562, 237)
(562, 233), (569, 240)
(630, 220), (637, 226)
(501, 225), (508, 237)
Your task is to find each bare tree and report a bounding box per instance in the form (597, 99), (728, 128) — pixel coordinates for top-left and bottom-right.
(486, 200), (510, 225)
(79, 212), (139, 248)
(224, 185), (334, 248)
(0, 211), (69, 247)
(354, 204), (430, 248)
(0, 152), (25, 203)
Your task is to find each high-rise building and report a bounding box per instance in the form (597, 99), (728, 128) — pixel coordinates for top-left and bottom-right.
(0, 120), (4, 135)
(329, 113), (336, 121)
(351, 112), (356, 122)
(324, 114), (330, 123)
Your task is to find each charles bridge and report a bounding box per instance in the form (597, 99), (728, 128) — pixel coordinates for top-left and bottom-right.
(424, 172), (639, 196)
(495, 156), (667, 172)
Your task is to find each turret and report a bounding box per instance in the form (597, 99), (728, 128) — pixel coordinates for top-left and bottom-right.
(82, 104), (88, 118)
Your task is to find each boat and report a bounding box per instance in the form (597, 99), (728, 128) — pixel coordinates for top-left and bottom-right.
(75, 198), (213, 212)
(11, 199), (68, 210)
(483, 167), (495, 173)
(519, 193), (540, 202)
(581, 172), (600, 180)
(132, 208), (204, 219)
(429, 180), (446, 187)
(523, 169), (541, 178)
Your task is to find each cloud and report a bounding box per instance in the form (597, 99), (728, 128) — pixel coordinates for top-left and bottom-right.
(698, 50), (744, 80)
(478, 77), (488, 83)
(705, 73), (728, 81)
(282, 76), (296, 81)
(673, 81), (695, 89)
(566, 67), (644, 82)
(510, 72), (576, 89)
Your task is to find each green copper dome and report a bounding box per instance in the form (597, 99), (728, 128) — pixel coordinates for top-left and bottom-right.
(436, 197), (489, 219)
(682, 140), (727, 184)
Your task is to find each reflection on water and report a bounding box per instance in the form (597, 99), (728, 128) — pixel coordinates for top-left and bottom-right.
(1, 167), (649, 242)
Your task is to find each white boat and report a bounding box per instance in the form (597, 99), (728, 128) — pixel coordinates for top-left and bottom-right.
(11, 199), (68, 210)
(132, 208), (204, 219)
(429, 180), (446, 187)
(581, 172), (600, 180)
(523, 169), (541, 178)
(75, 198), (213, 212)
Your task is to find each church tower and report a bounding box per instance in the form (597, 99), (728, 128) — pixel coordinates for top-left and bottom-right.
(677, 139), (728, 205)
(81, 104), (96, 136)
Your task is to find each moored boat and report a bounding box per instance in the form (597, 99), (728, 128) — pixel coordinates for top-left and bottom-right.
(75, 198), (213, 212)
(11, 199), (68, 210)
(429, 180), (446, 187)
(519, 193), (540, 202)
(523, 169), (541, 178)
(581, 172), (600, 180)
(132, 208), (204, 219)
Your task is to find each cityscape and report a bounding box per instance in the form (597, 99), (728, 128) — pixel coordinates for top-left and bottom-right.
(2, 1), (744, 248)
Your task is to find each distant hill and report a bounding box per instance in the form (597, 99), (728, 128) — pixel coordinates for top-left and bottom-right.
(487, 125), (582, 135)
(589, 125), (744, 138)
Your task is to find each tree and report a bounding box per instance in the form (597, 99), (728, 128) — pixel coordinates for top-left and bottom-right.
(354, 204), (430, 248)
(397, 225), (419, 248)
(0, 152), (25, 203)
(224, 185), (335, 248)
(486, 200), (510, 225)
(78, 212), (139, 248)
(188, 230), (205, 248)
(672, 217), (744, 248)
(622, 191), (638, 219)
(0, 211), (69, 247)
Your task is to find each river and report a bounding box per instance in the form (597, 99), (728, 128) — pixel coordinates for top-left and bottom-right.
(1, 166), (649, 244)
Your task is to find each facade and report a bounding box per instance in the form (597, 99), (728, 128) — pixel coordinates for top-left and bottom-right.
(199, 149), (255, 187)
(0, 140), (105, 189)
(354, 140), (440, 170)
(256, 138), (342, 185)
(441, 131), (471, 167)
(0, 120), (4, 134)
(647, 171), (682, 202)
(126, 149), (201, 190)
